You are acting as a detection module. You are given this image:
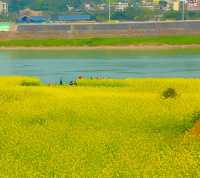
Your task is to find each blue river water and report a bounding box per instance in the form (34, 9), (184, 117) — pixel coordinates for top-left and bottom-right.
(0, 49), (200, 83)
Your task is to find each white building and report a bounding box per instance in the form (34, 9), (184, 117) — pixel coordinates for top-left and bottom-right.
(97, 3), (107, 11)
(0, 1), (8, 15)
(113, 2), (129, 12)
(187, 0), (200, 11)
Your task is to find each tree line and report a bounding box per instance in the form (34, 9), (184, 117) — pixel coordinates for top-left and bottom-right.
(7, 0), (109, 13)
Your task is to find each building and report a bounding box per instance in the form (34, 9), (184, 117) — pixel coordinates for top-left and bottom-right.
(97, 3), (107, 11)
(0, 1), (8, 15)
(84, 3), (94, 11)
(16, 16), (47, 23)
(55, 15), (91, 22)
(141, 0), (160, 10)
(19, 8), (44, 17)
(187, 0), (200, 11)
(0, 23), (10, 31)
(112, 2), (129, 12)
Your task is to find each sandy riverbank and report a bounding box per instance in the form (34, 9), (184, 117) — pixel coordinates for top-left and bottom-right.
(1, 44), (200, 50)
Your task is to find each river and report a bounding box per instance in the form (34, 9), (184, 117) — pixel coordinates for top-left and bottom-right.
(0, 49), (200, 83)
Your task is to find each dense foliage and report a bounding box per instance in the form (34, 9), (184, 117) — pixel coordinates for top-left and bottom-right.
(6, 0), (110, 12)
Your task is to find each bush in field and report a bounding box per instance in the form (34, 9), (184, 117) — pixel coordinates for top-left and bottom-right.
(162, 88), (177, 99)
(191, 111), (200, 123)
(21, 78), (41, 86)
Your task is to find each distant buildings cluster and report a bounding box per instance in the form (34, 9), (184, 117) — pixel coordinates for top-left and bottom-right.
(166, 0), (200, 11)
(1, 0), (200, 21)
(187, 0), (200, 11)
(83, 0), (200, 12)
(14, 0), (200, 23)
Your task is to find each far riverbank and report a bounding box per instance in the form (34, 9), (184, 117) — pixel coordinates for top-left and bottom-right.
(0, 36), (200, 49)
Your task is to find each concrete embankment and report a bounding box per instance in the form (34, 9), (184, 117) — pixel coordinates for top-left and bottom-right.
(16, 21), (200, 38)
(1, 21), (200, 39)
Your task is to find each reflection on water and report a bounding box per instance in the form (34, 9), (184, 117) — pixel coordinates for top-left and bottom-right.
(0, 49), (200, 83)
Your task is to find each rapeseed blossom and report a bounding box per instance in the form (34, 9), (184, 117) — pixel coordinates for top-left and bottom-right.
(0, 77), (199, 177)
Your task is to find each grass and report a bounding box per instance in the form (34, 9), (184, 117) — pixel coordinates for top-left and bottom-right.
(0, 35), (200, 47)
(1, 76), (200, 177)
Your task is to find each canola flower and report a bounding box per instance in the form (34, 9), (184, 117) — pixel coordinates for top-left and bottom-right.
(0, 77), (200, 177)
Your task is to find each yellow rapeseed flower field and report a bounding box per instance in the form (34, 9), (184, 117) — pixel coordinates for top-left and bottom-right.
(0, 76), (200, 177)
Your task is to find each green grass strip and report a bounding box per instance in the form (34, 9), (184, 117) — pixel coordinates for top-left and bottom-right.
(0, 35), (200, 47)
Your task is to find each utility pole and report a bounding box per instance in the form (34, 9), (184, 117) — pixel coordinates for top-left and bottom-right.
(182, 0), (185, 20)
(109, 0), (111, 21)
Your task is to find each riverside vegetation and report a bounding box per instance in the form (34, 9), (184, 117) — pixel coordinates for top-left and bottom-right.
(1, 76), (200, 177)
(1, 35), (200, 47)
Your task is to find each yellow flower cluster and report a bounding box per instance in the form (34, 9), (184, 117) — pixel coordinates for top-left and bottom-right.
(0, 77), (199, 177)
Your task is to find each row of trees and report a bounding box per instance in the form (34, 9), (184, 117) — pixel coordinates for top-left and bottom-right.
(6, 0), (141, 13)
(7, 0), (69, 12)
(7, 0), (110, 13)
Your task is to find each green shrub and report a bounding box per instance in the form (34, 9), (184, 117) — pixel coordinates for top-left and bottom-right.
(21, 78), (41, 86)
(162, 88), (177, 99)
